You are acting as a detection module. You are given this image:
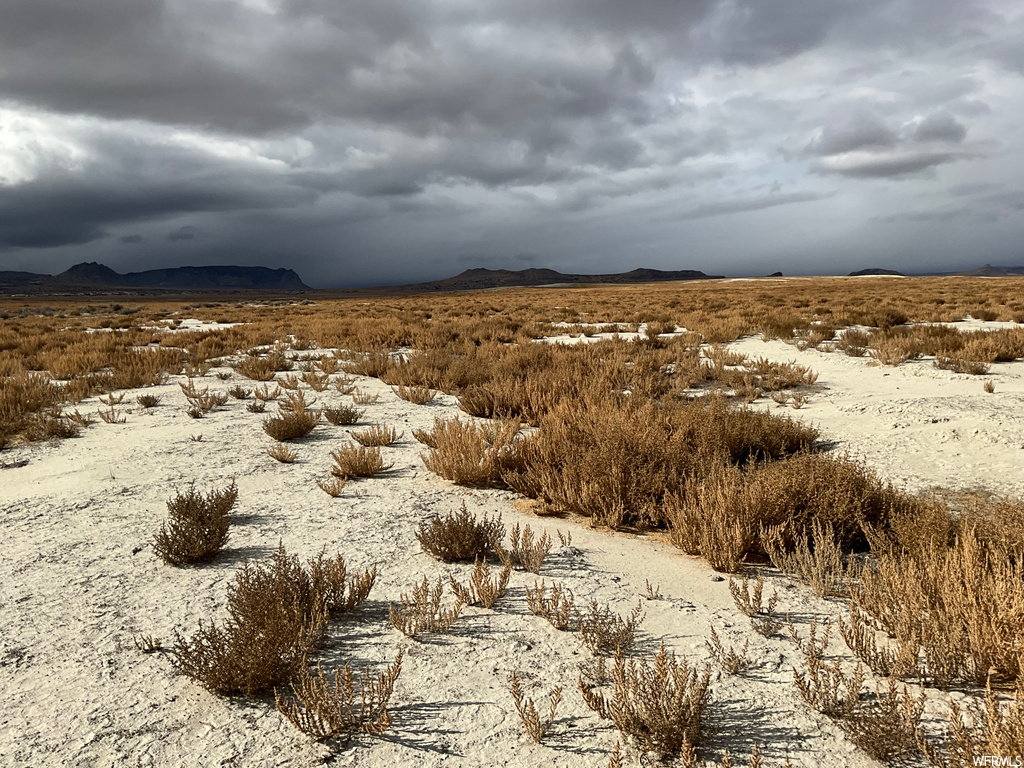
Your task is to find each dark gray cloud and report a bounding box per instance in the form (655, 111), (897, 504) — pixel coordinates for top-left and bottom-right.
(914, 112), (967, 143)
(807, 114), (899, 156)
(0, 0), (1021, 285)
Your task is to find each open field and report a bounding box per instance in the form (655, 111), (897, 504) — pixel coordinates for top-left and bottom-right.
(2, 276), (1023, 767)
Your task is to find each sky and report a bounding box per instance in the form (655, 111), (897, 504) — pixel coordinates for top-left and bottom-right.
(0, 0), (1022, 288)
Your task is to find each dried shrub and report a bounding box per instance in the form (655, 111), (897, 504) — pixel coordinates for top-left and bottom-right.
(352, 423), (403, 447)
(228, 385), (251, 399)
(412, 427), (436, 447)
(324, 404), (362, 426)
(254, 384), (281, 401)
(580, 644), (712, 756)
(706, 626), (750, 675)
(316, 356), (340, 375)
(316, 476), (348, 497)
(136, 394), (161, 408)
(97, 406), (126, 424)
(246, 400), (266, 413)
(415, 505), (505, 562)
(389, 575), (463, 637)
(301, 370), (330, 392)
(172, 547), (329, 695)
(421, 416), (520, 487)
(579, 600), (644, 656)
(153, 481), (237, 566)
(921, 682), (1024, 767)
(268, 442), (298, 463)
(794, 649), (924, 762)
(494, 523), (552, 573)
(276, 652), (403, 739)
(763, 520), (851, 598)
(450, 559), (512, 608)
(850, 528), (1024, 688)
(329, 444), (393, 479)
(526, 580), (578, 630)
(263, 391), (321, 441)
(508, 671), (562, 743)
(729, 572), (782, 637)
(667, 468), (758, 573)
(393, 384), (437, 404)
(352, 389), (379, 404)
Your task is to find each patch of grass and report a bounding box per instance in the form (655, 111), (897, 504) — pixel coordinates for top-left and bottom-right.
(352, 423), (402, 447)
(389, 575), (463, 638)
(508, 671), (562, 743)
(276, 652), (403, 739)
(329, 444), (393, 479)
(324, 404), (362, 426)
(415, 505), (505, 562)
(153, 481), (237, 566)
(580, 644), (712, 756)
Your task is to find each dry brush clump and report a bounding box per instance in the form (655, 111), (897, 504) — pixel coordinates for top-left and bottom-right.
(389, 575), (463, 638)
(329, 444), (393, 479)
(324, 404), (362, 426)
(172, 546), (375, 695)
(276, 651), (403, 740)
(526, 580), (578, 631)
(416, 505), (505, 562)
(508, 671), (562, 743)
(263, 391), (321, 441)
(153, 481), (238, 565)
(578, 600), (644, 656)
(450, 558), (512, 608)
(420, 416), (520, 488)
(493, 522), (552, 573)
(580, 645), (712, 757)
(267, 442), (298, 463)
(351, 423), (403, 447)
(793, 648), (925, 763)
(920, 682), (1024, 767)
(392, 383), (437, 404)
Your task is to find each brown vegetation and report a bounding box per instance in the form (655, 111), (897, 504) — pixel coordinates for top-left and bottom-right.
(153, 481), (237, 565)
(580, 645), (712, 756)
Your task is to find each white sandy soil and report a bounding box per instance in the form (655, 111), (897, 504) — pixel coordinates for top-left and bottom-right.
(1, 330), (1021, 768)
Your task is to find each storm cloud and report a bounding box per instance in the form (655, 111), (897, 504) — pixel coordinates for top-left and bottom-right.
(0, 0), (1022, 285)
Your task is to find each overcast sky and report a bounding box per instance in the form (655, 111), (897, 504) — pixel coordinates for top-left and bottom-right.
(1, 0), (1022, 287)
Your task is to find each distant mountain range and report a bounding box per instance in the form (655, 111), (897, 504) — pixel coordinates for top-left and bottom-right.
(384, 267), (725, 293)
(2, 261), (1024, 296)
(948, 263), (1024, 277)
(848, 268), (905, 276)
(0, 262), (309, 293)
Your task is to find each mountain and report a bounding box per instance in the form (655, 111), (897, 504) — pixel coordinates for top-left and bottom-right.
(951, 264), (1024, 277)
(0, 262), (310, 293)
(848, 268), (904, 276)
(386, 266), (724, 293)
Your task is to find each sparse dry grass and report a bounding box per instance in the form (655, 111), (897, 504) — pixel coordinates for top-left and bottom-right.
(508, 671), (562, 743)
(153, 481), (237, 566)
(276, 651), (403, 739)
(388, 575), (463, 637)
(393, 383), (437, 404)
(324, 404), (362, 426)
(580, 644), (712, 756)
(329, 444), (393, 479)
(172, 546), (374, 695)
(351, 423), (402, 447)
(421, 416), (519, 488)
(267, 442), (298, 463)
(526, 580), (578, 631)
(450, 559), (512, 608)
(416, 505), (504, 562)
